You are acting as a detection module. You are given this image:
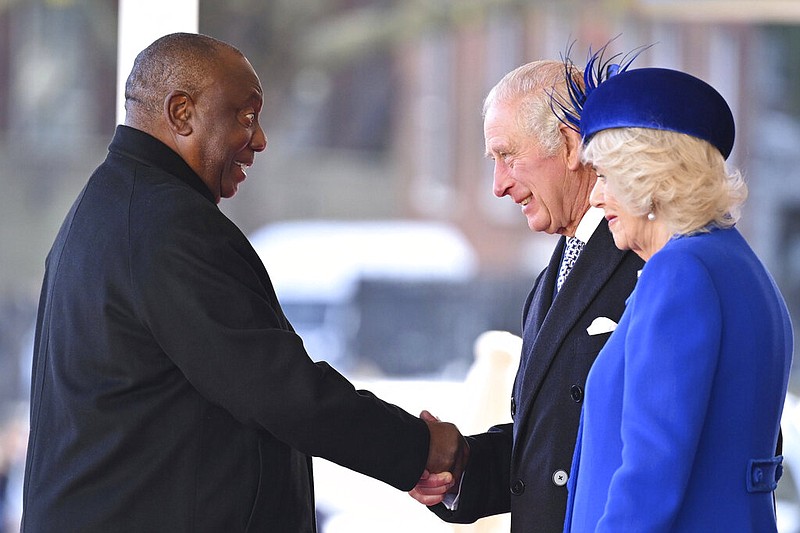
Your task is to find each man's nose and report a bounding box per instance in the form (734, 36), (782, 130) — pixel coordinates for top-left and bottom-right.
(493, 163), (511, 198)
(252, 124), (267, 152)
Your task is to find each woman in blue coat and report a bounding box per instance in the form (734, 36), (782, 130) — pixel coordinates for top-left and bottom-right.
(559, 58), (794, 532)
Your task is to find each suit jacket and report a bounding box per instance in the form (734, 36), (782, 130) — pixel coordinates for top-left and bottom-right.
(22, 126), (430, 532)
(432, 219), (644, 532)
(564, 227), (793, 532)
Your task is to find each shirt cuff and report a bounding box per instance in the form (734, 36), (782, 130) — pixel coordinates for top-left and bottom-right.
(441, 473), (466, 511)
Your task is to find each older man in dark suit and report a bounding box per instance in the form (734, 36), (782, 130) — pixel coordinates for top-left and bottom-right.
(409, 60), (644, 532)
(21, 32), (466, 532)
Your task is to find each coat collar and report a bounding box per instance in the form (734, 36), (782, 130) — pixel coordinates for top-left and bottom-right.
(109, 125), (216, 204)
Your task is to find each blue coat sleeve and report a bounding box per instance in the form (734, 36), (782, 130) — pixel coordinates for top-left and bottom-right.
(597, 250), (721, 532)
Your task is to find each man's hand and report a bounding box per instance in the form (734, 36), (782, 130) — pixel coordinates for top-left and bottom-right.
(409, 470), (454, 506)
(416, 410), (469, 505)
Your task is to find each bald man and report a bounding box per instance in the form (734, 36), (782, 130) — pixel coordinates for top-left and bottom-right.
(22, 33), (465, 532)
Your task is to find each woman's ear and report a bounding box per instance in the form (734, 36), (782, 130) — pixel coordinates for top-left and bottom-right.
(561, 124), (583, 171)
(164, 90), (193, 136)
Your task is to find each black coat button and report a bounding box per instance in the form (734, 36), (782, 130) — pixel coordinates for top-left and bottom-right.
(570, 385), (584, 403)
(511, 479), (525, 495)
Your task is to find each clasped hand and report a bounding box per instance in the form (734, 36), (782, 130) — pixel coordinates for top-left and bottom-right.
(412, 410), (469, 506)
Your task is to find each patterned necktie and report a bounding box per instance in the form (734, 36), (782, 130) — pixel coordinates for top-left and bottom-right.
(556, 236), (585, 292)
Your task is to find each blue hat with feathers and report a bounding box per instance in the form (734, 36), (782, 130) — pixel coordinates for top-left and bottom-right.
(555, 42), (736, 159)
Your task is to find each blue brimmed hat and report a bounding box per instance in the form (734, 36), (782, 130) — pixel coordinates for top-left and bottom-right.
(554, 44), (736, 159)
(581, 67), (735, 159)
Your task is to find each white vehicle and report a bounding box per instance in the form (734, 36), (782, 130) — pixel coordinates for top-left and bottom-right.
(249, 220), (480, 375)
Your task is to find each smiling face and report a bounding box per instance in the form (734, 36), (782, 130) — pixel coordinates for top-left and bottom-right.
(484, 99), (588, 236)
(183, 49), (267, 202)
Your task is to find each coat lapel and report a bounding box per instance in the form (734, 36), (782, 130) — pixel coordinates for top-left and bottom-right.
(515, 219), (629, 429)
(518, 240), (562, 374)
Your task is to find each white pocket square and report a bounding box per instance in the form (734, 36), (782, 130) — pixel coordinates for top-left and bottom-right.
(587, 317), (617, 335)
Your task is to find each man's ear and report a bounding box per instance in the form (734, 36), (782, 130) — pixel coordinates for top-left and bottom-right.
(165, 90), (193, 136)
(561, 123), (583, 171)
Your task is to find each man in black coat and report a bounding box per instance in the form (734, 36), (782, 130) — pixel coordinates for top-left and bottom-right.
(21, 33), (466, 532)
(409, 60), (644, 532)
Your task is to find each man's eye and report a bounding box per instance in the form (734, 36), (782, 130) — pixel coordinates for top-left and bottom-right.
(242, 113), (256, 126)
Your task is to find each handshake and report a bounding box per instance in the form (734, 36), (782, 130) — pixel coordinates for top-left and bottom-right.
(414, 410), (470, 507)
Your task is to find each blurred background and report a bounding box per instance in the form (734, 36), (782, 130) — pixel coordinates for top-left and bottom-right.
(1, 0), (800, 531)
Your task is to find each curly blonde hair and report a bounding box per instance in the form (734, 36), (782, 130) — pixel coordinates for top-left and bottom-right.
(582, 127), (747, 236)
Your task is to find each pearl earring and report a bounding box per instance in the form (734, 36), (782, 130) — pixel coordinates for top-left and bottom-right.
(647, 212), (656, 221)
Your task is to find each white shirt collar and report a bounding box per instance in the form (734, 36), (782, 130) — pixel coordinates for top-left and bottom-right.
(574, 206), (605, 244)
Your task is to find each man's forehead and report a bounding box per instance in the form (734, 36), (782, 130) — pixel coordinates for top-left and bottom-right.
(219, 56), (263, 91)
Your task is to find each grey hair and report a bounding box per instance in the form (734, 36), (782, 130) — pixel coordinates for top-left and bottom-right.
(483, 60), (583, 156)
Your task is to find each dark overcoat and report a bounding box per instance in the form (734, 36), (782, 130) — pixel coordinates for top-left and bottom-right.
(432, 219), (644, 532)
(22, 126), (429, 532)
